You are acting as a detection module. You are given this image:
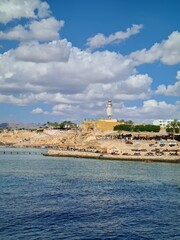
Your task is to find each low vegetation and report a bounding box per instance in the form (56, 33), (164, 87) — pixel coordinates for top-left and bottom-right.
(114, 124), (160, 132)
(46, 121), (78, 130)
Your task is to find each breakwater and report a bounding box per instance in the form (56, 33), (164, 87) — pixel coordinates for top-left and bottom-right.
(44, 149), (180, 163)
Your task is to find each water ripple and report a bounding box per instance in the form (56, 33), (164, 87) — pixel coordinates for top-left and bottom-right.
(0, 154), (180, 239)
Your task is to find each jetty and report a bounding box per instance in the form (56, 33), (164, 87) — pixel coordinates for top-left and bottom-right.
(44, 149), (180, 164)
(0, 150), (43, 155)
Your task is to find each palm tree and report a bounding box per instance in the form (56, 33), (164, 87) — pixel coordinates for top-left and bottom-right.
(177, 121), (180, 134)
(167, 119), (179, 139)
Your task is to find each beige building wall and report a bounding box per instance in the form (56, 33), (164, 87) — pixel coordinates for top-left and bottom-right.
(81, 119), (119, 132)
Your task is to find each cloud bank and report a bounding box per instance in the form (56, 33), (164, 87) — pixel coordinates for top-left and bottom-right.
(0, 0), (179, 123)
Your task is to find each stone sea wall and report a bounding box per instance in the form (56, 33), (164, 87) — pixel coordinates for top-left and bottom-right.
(45, 149), (180, 163)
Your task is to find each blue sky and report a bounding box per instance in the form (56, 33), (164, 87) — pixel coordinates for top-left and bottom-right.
(0, 0), (180, 124)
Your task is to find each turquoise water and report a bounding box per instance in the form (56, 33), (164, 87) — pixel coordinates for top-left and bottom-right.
(0, 148), (180, 239)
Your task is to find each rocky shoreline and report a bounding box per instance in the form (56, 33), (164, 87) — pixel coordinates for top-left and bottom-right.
(0, 129), (179, 163)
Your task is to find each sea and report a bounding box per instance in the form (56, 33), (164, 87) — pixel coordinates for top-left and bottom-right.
(0, 147), (180, 240)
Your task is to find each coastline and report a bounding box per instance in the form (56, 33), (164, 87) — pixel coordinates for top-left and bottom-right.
(1, 129), (179, 163)
(44, 149), (180, 163)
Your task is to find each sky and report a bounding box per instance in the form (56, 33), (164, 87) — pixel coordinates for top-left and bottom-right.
(0, 0), (180, 124)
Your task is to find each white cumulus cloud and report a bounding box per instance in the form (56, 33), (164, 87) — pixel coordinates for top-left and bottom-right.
(87, 24), (143, 49)
(176, 71), (180, 80)
(13, 40), (71, 62)
(0, 47), (135, 99)
(0, 0), (50, 24)
(31, 107), (48, 114)
(130, 31), (180, 65)
(0, 17), (64, 42)
(155, 71), (180, 96)
(114, 100), (180, 123)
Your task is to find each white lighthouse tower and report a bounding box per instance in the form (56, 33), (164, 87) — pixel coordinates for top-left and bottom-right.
(106, 100), (112, 119)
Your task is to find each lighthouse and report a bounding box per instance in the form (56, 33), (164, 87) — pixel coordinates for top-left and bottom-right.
(106, 100), (112, 119)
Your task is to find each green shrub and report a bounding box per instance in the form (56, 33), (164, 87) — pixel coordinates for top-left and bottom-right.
(114, 124), (133, 131)
(114, 124), (160, 132)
